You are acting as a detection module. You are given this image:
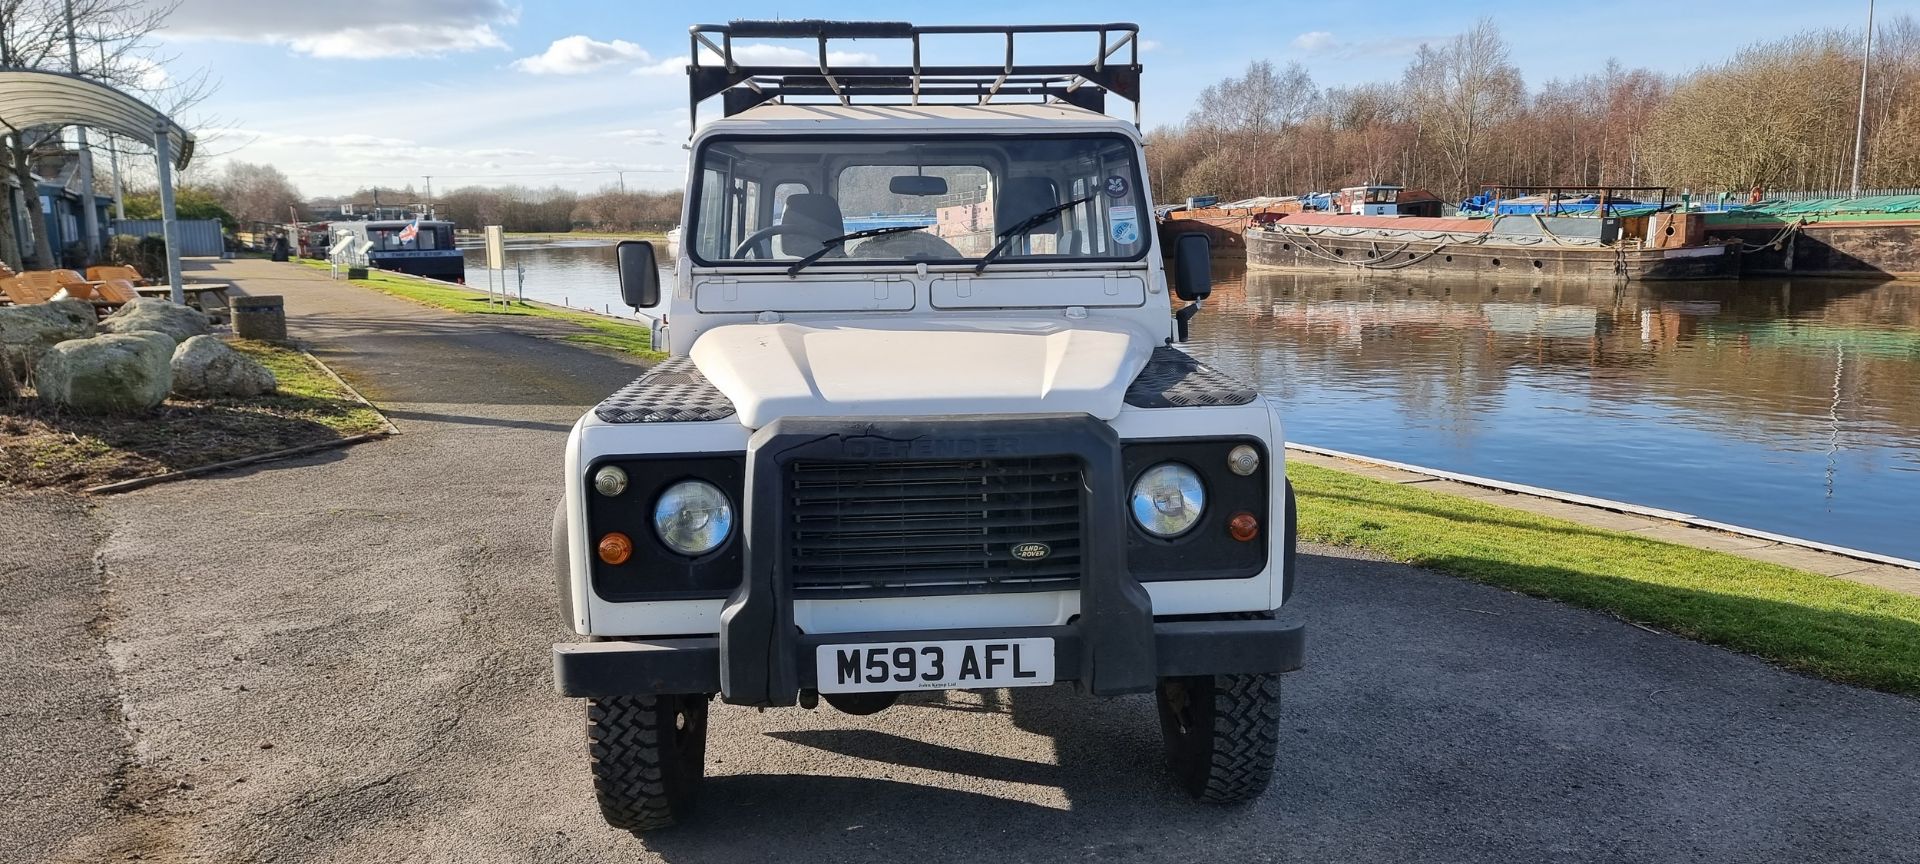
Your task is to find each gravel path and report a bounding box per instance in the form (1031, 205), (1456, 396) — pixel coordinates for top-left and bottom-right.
(6, 259), (1917, 863)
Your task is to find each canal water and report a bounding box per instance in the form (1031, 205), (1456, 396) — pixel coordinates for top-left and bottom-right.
(467, 239), (1920, 560)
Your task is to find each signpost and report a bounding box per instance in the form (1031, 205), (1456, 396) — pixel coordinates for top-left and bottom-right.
(483, 225), (506, 308)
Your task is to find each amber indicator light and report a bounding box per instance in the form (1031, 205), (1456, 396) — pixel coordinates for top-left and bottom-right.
(598, 532), (633, 565)
(1228, 512), (1260, 542)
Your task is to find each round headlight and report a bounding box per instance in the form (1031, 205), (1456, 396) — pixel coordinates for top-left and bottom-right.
(653, 480), (735, 556)
(1130, 463), (1205, 538)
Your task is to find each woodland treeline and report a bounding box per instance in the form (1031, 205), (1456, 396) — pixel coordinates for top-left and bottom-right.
(297, 185), (682, 234)
(1146, 18), (1920, 204)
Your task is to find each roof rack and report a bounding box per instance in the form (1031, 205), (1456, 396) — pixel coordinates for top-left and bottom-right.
(685, 21), (1142, 130)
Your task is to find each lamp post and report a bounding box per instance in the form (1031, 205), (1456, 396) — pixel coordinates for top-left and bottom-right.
(1850, 0), (1875, 198)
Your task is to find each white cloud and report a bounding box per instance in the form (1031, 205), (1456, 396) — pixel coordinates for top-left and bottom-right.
(601, 128), (667, 142)
(163, 0), (514, 59)
(1289, 30), (1430, 60)
(637, 44), (881, 76)
(1138, 38), (1162, 53)
(512, 35), (649, 75)
(1291, 31), (1339, 53)
(124, 56), (171, 91)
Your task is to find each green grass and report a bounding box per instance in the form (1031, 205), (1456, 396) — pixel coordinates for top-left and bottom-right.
(230, 341), (389, 436)
(1288, 461), (1920, 697)
(296, 259), (663, 360)
(3, 339), (387, 490)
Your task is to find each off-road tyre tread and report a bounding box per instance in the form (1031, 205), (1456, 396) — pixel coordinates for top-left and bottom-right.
(587, 694), (706, 834)
(1159, 672), (1282, 804)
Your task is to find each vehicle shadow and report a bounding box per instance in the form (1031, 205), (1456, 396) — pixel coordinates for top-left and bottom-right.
(647, 625), (1309, 863)
(646, 682), (1278, 863)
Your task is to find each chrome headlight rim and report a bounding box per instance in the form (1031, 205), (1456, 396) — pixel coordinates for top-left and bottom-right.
(1129, 461), (1207, 539)
(651, 478), (736, 557)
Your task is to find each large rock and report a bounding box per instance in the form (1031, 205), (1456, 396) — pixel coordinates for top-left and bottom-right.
(33, 332), (175, 413)
(170, 335), (277, 398)
(0, 298), (96, 380)
(99, 298), (210, 344)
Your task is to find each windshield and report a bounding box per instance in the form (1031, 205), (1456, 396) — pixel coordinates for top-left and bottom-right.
(687, 134), (1149, 267)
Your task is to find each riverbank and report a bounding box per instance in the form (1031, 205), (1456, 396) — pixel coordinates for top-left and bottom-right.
(1288, 458), (1920, 697)
(292, 259), (663, 360)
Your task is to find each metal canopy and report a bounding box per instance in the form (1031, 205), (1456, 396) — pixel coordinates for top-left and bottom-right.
(0, 68), (196, 300)
(0, 68), (194, 169)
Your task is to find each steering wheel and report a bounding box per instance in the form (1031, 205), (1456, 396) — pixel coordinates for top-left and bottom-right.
(849, 231), (963, 260)
(731, 224), (809, 259)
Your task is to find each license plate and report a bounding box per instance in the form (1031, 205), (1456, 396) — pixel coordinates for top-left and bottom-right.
(816, 638), (1055, 694)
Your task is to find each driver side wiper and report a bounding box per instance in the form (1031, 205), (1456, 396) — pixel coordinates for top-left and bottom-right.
(974, 195), (1093, 274)
(786, 225), (926, 277)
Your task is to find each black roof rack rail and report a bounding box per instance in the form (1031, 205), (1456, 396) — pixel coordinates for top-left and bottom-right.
(684, 21), (1142, 130)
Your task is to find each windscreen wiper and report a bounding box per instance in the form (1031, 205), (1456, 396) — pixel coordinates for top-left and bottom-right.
(974, 195), (1093, 274)
(786, 225), (926, 277)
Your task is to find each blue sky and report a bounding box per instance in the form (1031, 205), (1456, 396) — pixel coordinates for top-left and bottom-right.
(152, 0), (1896, 197)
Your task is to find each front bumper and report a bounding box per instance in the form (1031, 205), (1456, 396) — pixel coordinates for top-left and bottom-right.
(553, 616), (1306, 698)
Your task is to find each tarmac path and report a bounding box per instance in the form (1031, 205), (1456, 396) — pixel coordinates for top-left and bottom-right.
(4, 258), (1917, 863)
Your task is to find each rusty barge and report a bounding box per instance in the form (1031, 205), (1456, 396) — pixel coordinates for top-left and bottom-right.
(1705, 195), (1920, 279)
(1244, 185), (1742, 282)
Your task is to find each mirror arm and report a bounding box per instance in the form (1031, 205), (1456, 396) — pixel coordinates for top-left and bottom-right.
(1174, 300), (1202, 343)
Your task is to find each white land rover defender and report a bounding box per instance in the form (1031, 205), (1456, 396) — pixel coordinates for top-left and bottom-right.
(552, 21), (1304, 833)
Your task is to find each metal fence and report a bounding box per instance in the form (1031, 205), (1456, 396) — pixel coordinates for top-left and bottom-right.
(110, 219), (225, 256)
(1756, 187), (1920, 202)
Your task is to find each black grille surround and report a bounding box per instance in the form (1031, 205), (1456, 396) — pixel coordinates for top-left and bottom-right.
(787, 456), (1085, 598)
(721, 414), (1153, 706)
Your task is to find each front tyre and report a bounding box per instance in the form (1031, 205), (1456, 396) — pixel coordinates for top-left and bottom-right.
(587, 694), (709, 833)
(1156, 673), (1282, 804)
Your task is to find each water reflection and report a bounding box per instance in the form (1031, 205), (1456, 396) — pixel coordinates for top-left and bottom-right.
(460, 239), (654, 319)
(456, 239), (1920, 558)
(1187, 267), (1920, 558)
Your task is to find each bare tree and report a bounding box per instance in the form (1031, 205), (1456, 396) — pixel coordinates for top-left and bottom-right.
(217, 161), (303, 226)
(1422, 19), (1524, 198)
(0, 0), (214, 269)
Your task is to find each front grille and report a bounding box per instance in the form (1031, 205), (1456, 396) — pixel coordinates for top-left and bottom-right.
(787, 456), (1085, 597)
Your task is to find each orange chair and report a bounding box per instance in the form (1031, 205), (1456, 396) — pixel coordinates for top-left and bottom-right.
(92, 279), (140, 306)
(86, 265), (147, 285)
(0, 275), (57, 305)
(14, 270), (90, 296)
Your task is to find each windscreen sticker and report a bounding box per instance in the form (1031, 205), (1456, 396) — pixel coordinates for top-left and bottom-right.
(1105, 175), (1130, 198)
(1110, 205), (1140, 244)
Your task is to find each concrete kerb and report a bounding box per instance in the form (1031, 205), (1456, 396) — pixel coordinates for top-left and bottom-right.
(1283, 444), (1920, 589)
(84, 347), (398, 495)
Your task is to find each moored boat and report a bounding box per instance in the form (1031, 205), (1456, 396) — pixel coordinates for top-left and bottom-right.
(1158, 196), (1305, 258)
(1707, 194), (1920, 279)
(1247, 185), (1741, 281)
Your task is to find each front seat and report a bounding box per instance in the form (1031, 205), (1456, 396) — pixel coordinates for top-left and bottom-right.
(996, 177), (1064, 255)
(780, 194), (845, 257)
